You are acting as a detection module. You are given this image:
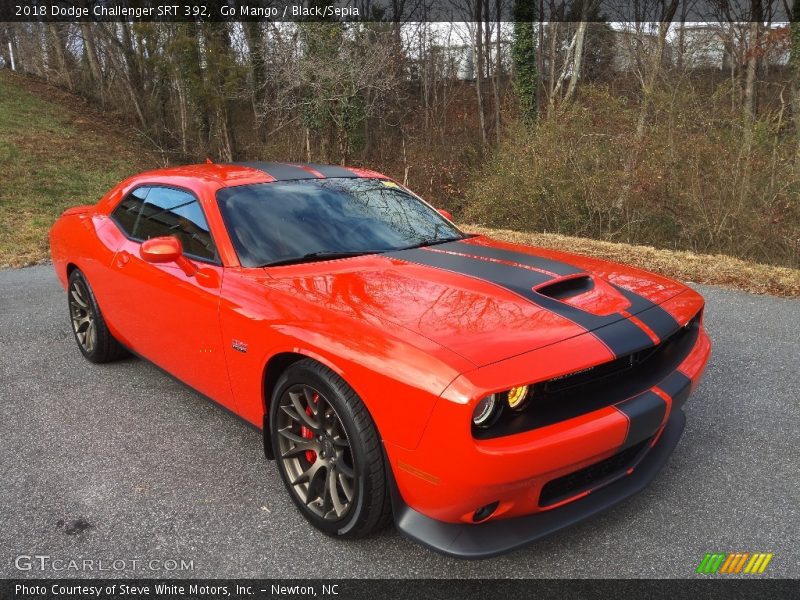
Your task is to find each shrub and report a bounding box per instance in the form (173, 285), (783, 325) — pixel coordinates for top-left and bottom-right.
(464, 82), (800, 268)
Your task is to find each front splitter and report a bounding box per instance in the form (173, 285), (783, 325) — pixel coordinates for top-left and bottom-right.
(390, 409), (687, 559)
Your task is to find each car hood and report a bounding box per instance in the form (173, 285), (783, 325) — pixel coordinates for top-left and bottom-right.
(263, 236), (689, 367)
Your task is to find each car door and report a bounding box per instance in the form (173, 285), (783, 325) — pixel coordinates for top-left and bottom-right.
(105, 185), (235, 411)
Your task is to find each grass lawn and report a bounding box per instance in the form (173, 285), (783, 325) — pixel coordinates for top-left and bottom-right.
(0, 70), (153, 267)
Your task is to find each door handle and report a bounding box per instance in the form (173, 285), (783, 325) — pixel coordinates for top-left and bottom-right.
(115, 251), (130, 267)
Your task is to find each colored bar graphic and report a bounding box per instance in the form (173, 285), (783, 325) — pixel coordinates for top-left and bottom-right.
(734, 553), (750, 573)
(758, 554), (774, 573)
(719, 553), (738, 573)
(697, 553), (711, 573)
(698, 552), (773, 575)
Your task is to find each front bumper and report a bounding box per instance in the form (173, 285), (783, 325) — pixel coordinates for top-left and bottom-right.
(391, 409), (686, 559)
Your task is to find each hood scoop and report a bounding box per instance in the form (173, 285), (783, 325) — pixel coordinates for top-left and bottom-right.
(535, 274), (632, 316)
(534, 274), (594, 300)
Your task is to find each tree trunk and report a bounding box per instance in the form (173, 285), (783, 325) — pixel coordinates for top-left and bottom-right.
(0, 27), (9, 70)
(47, 24), (73, 90)
(243, 22), (269, 141)
(493, 0), (502, 143)
(484, 0), (492, 79)
(118, 23), (143, 99)
(79, 22), (103, 101)
(552, 24), (579, 103)
(563, 0), (592, 103)
(32, 23), (48, 77)
(7, 25), (21, 72)
(738, 0), (763, 207)
(537, 0), (544, 115)
(547, 22), (559, 112)
(742, 17), (761, 153)
(203, 23), (236, 161)
(168, 46), (189, 156)
(564, 20), (588, 103)
(676, 0), (688, 70)
(121, 67), (147, 128)
(475, 5), (487, 145)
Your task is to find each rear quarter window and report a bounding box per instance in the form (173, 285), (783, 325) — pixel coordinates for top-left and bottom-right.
(111, 186), (150, 236)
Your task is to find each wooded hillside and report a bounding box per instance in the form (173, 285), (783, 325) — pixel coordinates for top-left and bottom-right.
(1, 6), (798, 267)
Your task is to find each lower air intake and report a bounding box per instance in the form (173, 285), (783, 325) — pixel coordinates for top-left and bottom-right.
(538, 437), (652, 507)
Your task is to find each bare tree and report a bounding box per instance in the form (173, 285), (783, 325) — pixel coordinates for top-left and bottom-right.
(616, 1), (680, 209)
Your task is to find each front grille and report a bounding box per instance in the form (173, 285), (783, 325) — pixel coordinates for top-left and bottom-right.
(542, 344), (659, 396)
(538, 437), (652, 507)
(536, 311), (700, 401)
(473, 310), (701, 440)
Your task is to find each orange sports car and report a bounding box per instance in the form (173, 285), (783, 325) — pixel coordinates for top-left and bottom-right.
(49, 162), (710, 558)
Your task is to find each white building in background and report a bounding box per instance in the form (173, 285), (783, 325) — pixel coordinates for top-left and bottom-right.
(677, 25), (731, 70)
(412, 41), (512, 82)
(611, 29), (665, 72)
(609, 23), (789, 73)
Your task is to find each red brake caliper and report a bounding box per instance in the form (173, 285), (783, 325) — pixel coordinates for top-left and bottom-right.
(300, 393), (319, 463)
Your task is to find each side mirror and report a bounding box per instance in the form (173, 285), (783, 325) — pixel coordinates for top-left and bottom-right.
(140, 236), (182, 264)
(140, 236), (198, 278)
(437, 208), (454, 221)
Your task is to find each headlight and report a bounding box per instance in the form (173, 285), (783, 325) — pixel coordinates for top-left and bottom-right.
(472, 394), (499, 427)
(507, 385), (529, 410)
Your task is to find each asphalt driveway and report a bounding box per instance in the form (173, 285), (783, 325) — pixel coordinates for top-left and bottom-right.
(1, 265), (797, 578)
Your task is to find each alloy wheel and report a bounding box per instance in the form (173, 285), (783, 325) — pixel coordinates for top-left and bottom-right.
(276, 384), (356, 521)
(69, 278), (96, 353)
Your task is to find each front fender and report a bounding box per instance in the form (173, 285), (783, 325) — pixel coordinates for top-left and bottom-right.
(219, 271), (474, 449)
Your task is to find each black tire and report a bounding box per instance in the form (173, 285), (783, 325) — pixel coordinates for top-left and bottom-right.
(67, 269), (128, 363)
(270, 359), (391, 538)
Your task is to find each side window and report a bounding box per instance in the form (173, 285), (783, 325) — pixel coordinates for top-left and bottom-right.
(135, 187), (218, 262)
(111, 186), (150, 236)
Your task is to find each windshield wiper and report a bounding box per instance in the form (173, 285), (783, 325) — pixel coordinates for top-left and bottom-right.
(392, 236), (464, 252)
(261, 235), (467, 267)
(261, 251), (375, 268)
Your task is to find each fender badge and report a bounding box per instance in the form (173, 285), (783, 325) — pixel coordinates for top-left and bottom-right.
(232, 339), (248, 353)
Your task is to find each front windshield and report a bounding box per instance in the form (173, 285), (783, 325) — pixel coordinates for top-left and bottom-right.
(216, 178), (465, 267)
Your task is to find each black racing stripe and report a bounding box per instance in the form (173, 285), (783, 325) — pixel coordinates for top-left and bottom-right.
(445, 239), (680, 342)
(388, 247), (554, 288)
(658, 371), (692, 410)
(442, 240), (583, 276)
(612, 284), (681, 341)
(616, 391), (667, 448)
(585, 319), (659, 358)
(233, 161), (319, 180)
(304, 163), (360, 178)
(388, 247), (654, 357)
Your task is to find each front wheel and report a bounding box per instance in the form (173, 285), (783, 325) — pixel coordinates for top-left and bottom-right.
(270, 359), (391, 538)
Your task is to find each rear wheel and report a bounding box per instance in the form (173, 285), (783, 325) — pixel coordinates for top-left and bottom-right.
(67, 269), (127, 363)
(270, 359), (391, 538)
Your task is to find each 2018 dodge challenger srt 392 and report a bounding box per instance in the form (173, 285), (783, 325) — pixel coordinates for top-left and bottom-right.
(49, 162), (711, 558)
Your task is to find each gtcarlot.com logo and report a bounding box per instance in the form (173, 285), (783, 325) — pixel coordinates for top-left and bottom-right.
(14, 555), (194, 572)
(696, 552), (774, 574)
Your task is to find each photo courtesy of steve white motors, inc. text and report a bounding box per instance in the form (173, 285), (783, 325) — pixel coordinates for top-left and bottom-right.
(14, 583), (339, 597)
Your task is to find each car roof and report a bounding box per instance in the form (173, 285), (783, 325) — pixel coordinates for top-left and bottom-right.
(131, 162), (389, 187)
